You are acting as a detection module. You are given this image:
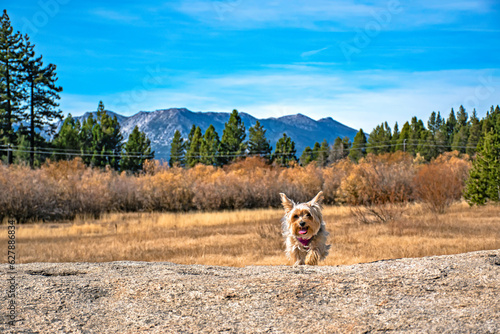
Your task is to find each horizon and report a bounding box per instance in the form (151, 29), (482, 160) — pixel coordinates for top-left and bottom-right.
(4, 0), (500, 132)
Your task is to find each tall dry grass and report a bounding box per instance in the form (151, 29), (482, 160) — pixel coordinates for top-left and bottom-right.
(0, 152), (472, 223)
(1, 202), (498, 266)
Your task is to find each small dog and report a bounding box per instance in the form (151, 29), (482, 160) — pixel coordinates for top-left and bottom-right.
(280, 191), (330, 265)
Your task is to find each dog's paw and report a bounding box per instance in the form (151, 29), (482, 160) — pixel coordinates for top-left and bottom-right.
(305, 250), (320, 265)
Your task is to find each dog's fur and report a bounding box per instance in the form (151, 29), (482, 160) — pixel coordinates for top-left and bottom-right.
(279, 191), (330, 265)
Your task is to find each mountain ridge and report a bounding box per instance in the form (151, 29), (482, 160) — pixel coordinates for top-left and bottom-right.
(57, 108), (358, 161)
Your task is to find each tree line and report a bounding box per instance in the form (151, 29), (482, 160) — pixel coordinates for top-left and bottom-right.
(169, 109), (297, 167)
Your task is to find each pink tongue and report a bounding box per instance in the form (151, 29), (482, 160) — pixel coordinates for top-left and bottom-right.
(299, 229), (307, 235)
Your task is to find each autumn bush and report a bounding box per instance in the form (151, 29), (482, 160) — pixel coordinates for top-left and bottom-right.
(0, 152), (472, 223)
(414, 152), (471, 213)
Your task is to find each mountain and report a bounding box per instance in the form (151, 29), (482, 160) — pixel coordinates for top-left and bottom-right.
(54, 108), (358, 161)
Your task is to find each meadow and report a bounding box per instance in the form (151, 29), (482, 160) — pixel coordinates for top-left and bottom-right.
(3, 201), (498, 266)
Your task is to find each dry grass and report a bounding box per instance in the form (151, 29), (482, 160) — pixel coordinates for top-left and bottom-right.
(1, 202), (498, 267)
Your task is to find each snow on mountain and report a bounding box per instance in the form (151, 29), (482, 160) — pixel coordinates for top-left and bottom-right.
(53, 108), (358, 161)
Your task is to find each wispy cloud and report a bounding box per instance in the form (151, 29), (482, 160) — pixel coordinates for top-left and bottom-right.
(90, 9), (141, 23)
(301, 46), (330, 58)
(173, 0), (497, 30)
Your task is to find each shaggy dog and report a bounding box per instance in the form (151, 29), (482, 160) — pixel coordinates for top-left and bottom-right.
(280, 191), (330, 265)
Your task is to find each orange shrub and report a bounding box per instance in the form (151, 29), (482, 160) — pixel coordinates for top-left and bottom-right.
(338, 152), (416, 205)
(414, 152), (471, 213)
(0, 153), (473, 222)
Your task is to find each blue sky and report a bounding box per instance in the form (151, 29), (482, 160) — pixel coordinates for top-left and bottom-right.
(5, 0), (500, 131)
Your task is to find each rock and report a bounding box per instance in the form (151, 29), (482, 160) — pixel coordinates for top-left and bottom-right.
(1, 250), (499, 333)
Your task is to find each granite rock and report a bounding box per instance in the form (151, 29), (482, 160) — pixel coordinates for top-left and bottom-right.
(1, 250), (499, 333)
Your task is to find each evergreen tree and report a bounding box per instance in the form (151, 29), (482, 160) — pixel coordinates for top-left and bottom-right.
(367, 122), (391, 154)
(328, 136), (348, 163)
(80, 101), (123, 169)
(409, 116), (425, 156)
(52, 114), (81, 160)
(464, 130), (500, 205)
(391, 122), (400, 152)
(451, 126), (469, 153)
(219, 109), (246, 164)
(421, 129), (438, 161)
(427, 111), (439, 136)
(90, 101), (123, 169)
(349, 129), (367, 162)
(0, 10), (25, 164)
(311, 141), (321, 161)
(396, 122), (411, 152)
(435, 120), (450, 156)
(247, 120), (272, 160)
(317, 139), (329, 167)
(456, 105), (468, 128)
(121, 125), (153, 173)
(446, 108), (457, 145)
(200, 124), (220, 166)
(186, 126), (203, 167)
(79, 113), (96, 165)
(466, 109), (481, 156)
(185, 124), (196, 150)
(451, 105), (469, 153)
(21, 34), (63, 167)
(299, 146), (314, 166)
(273, 133), (296, 167)
(169, 129), (185, 167)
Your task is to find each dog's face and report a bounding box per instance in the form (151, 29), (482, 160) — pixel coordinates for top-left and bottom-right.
(280, 191), (324, 239)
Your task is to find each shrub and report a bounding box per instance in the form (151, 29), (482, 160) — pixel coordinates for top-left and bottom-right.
(414, 153), (471, 213)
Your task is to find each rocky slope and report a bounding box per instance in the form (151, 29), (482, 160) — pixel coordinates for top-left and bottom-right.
(1, 250), (499, 333)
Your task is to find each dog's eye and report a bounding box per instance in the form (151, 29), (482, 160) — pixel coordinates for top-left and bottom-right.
(304, 213), (310, 217)
(293, 215), (299, 219)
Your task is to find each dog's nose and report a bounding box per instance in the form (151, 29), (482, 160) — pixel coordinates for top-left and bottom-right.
(299, 221), (306, 227)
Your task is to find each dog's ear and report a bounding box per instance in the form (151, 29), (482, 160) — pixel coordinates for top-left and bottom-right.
(279, 193), (294, 214)
(309, 191), (324, 206)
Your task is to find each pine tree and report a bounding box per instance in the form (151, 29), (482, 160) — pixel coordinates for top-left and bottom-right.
(79, 113), (96, 165)
(21, 34), (63, 167)
(367, 122), (391, 154)
(186, 126), (203, 167)
(185, 124), (196, 150)
(92, 101), (123, 169)
(427, 111), (438, 135)
(121, 125), (153, 173)
(396, 122), (411, 152)
(317, 139), (329, 167)
(299, 146), (314, 166)
(349, 129), (367, 162)
(52, 114), (81, 160)
(391, 122), (400, 152)
(200, 124), (220, 166)
(247, 120), (272, 160)
(451, 105), (469, 153)
(410, 116), (425, 156)
(169, 129), (185, 167)
(219, 109), (246, 165)
(311, 142), (321, 161)
(446, 108), (457, 145)
(273, 133), (296, 167)
(328, 137), (348, 163)
(464, 130), (500, 205)
(0, 10), (25, 164)
(466, 109), (481, 156)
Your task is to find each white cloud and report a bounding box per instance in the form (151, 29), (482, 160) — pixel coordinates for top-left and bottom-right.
(173, 0), (496, 30)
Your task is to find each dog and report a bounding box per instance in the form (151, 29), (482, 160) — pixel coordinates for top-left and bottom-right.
(279, 191), (330, 265)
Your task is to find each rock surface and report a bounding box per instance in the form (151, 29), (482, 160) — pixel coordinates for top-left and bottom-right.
(1, 250), (499, 333)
